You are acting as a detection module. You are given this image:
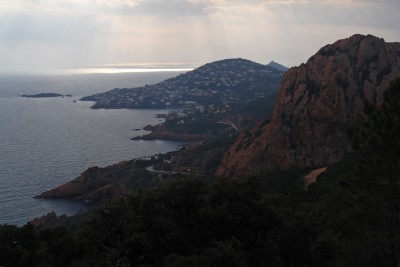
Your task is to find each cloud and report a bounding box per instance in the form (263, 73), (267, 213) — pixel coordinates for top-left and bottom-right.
(0, 12), (108, 44)
(263, 1), (399, 31)
(130, 0), (210, 17)
(0, 0), (399, 71)
(58, 0), (213, 18)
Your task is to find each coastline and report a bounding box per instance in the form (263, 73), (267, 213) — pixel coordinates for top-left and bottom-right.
(0, 95), (182, 226)
(131, 124), (209, 142)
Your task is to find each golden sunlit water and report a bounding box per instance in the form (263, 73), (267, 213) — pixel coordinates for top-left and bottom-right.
(73, 67), (195, 74)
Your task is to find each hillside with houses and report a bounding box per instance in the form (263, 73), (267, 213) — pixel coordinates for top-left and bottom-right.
(80, 58), (284, 110)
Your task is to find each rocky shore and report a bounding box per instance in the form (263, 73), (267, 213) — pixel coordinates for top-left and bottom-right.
(35, 159), (159, 203)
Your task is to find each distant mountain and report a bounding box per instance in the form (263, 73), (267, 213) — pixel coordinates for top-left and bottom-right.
(217, 34), (400, 177)
(81, 58), (284, 109)
(266, 60), (288, 72)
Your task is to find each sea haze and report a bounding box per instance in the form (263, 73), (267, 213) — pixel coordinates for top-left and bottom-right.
(0, 71), (186, 225)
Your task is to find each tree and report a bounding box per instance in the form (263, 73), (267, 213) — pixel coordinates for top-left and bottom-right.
(81, 176), (284, 266)
(348, 78), (400, 267)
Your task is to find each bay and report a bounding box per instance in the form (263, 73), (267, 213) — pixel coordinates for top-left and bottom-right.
(0, 71), (185, 225)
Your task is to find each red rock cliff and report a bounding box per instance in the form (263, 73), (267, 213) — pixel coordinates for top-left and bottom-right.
(217, 34), (400, 177)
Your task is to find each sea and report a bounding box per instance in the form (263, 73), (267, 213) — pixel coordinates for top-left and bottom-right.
(0, 68), (191, 226)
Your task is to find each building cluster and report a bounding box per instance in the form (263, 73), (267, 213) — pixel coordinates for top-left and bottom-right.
(83, 59), (283, 111)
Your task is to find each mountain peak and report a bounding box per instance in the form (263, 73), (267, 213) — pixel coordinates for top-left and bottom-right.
(266, 60), (288, 72)
(217, 34), (400, 177)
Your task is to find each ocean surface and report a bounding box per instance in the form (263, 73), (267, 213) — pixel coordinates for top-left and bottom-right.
(0, 71), (186, 225)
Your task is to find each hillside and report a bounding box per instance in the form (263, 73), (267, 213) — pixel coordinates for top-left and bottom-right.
(217, 34), (400, 177)
(131, 92), (277, 142)
(80, 58), (283, 109)
(35, 159), (159, 202)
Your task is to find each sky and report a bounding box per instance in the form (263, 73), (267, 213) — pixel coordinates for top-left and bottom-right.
(0, 0), (399, 73)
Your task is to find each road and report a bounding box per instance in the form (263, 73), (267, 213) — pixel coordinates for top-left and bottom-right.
(146, 165), (191, 175)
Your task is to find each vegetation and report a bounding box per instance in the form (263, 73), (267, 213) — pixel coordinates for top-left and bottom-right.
(171, 131), (239, 177)
(138, 91), (277, 141)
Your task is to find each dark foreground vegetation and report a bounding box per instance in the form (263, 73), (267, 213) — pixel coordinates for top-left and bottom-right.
(1, 79), (400, 266)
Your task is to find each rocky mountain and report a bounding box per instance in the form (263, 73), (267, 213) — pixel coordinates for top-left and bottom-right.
(81, 58), (283, 109)
(217, 34), (400, 177)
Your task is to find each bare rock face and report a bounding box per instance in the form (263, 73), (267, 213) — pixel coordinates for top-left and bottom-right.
(217, 34), (400, 177)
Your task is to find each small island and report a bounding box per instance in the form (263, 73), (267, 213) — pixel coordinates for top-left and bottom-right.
(21, 93), (64, 98)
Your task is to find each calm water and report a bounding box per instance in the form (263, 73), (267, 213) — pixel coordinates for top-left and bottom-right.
(0, 71), (184, 225)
